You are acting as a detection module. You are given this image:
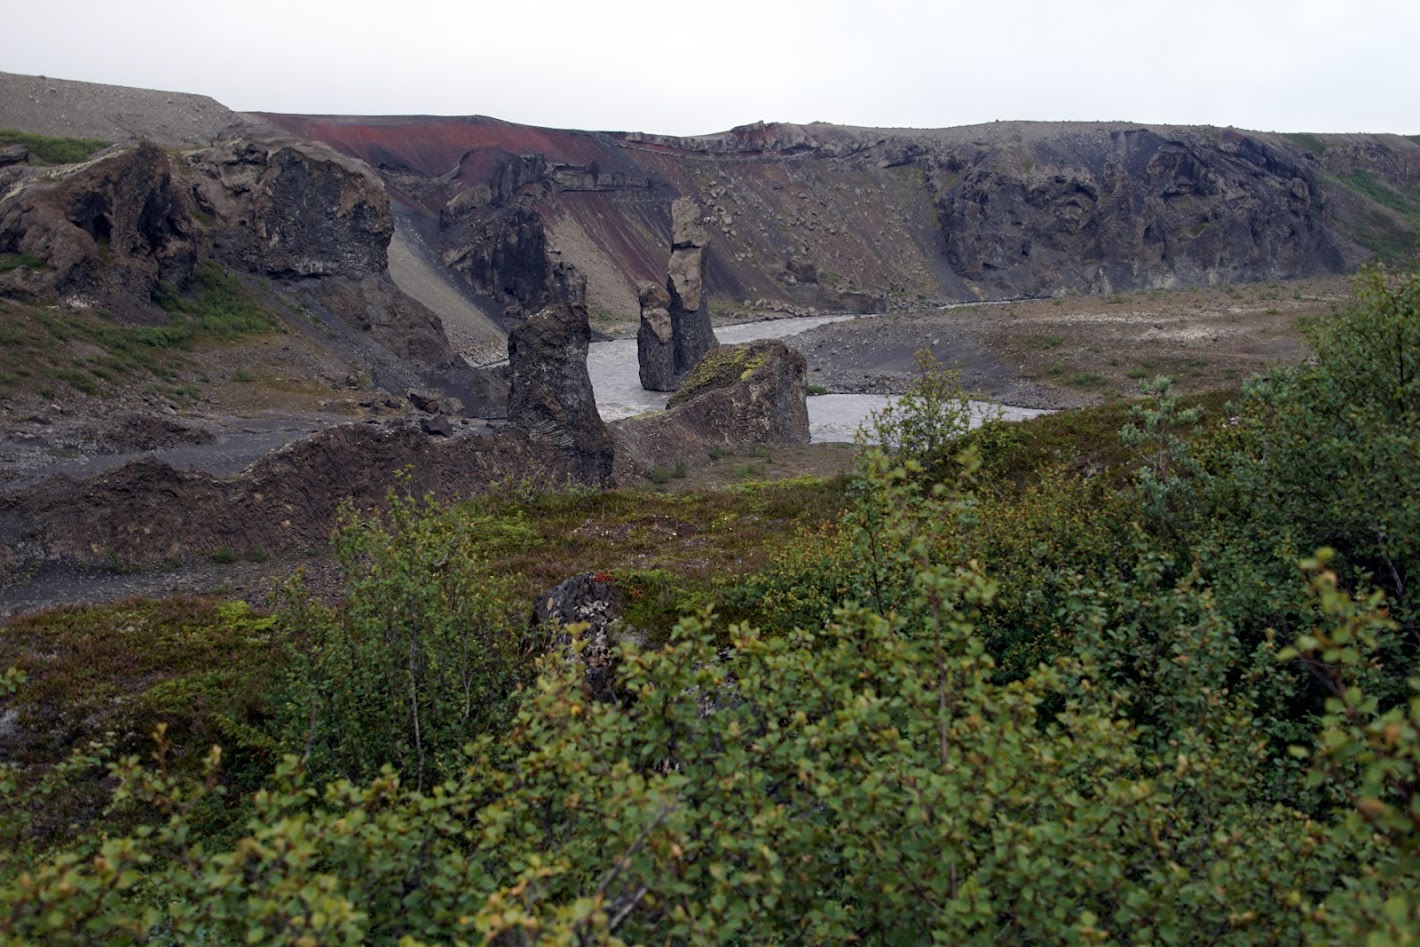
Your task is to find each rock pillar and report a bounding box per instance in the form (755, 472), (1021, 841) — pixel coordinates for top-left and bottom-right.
(507, 303), (614, 484)
(636, 281), (675, 390)
(667, 196), (717, 380)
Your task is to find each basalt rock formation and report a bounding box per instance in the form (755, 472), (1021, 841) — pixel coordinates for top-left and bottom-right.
(0, 130), (503, 412)
(259, 114), (1420, 322)
(507, 303), (614, 485)
(636, 280), (675, 390)
(186, 140), (391, 281)
(0, 327), (803, 571)
(637, 198), (720, 391)
(665, 197), (718, 382)
(0, 142), (199, 322)
(613, 340), (810, 483)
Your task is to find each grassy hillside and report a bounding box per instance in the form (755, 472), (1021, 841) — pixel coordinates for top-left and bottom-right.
(1, 266), (1417, 942)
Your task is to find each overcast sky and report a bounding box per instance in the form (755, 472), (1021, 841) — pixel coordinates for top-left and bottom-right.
(7, 0), (1418, 136)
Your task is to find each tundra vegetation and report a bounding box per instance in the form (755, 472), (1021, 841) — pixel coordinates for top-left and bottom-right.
(1, 266), (1418, 943)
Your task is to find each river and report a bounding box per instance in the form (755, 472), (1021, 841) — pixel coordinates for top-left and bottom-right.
(587, 315), (1048, 442)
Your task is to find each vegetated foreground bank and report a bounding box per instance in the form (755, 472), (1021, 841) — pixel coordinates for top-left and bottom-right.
(0, 266), (1416, 942)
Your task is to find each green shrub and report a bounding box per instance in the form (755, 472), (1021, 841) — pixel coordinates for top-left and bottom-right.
(276, 489), (528, 792)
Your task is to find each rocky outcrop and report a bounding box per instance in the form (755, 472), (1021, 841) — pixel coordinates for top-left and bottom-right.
(441, 204), (586, 318)
(0, 422), (560, 571)
(186, 140), (391, 280)
(532, 572), (631, 703)
(268, 112), (1419, 318)
(666, 197), (718, 380)
(507, 303), (614, 485)
(636, 281), (675, 390)
(932, 128), (1357, 297)
(613, 340), (810, 483)
(0, 143), (198, 321)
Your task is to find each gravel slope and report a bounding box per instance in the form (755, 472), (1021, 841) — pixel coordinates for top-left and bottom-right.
(0, 70), (248, 145)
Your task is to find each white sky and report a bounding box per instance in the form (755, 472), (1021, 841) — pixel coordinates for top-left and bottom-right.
(7, 0), (1419, 136)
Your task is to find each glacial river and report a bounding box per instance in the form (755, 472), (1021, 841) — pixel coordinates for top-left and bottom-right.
(587, 315), (1048, 442)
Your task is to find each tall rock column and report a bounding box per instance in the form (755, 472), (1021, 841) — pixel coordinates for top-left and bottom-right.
(636, 281), (675, 390)
(507, 303), (614, 485)
(666, 197), (717, 382)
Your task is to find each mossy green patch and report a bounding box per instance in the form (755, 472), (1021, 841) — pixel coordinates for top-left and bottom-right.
(667, 342), (774, 408)
(0, 598), (285, 779)
(0, 128), (108, 165)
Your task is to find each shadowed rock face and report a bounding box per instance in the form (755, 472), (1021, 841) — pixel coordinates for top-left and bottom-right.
(933, 128), (1355, 296)
(0, 143), (198, 321)
(261, 114), (1419, 319)
(0, 132), (503, 413)
(186, 140), (391, 280)
(507, 303), (614, 485)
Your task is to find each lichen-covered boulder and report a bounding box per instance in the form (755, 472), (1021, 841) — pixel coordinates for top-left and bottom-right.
(612, 339), (809, 483)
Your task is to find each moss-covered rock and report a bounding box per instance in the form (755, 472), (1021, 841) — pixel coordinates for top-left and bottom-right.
(668, 340), (777, 408)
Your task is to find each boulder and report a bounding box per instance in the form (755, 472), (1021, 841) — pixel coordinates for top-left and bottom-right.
(613, 339), (810, 483)
(408, 389), (463, 416)
(532, 572), (628, 703)
(636, 281), (675, 391)
(0, 144), (29, 168)
(507, 303), (614, 485)
(420, 415), (454, 437)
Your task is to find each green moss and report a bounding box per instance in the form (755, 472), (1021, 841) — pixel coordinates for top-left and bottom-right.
(0, 598), (285, 771)
(668, 342), (774, 408)
(0, 253), (49, 274)
(0, 128), (108, 165)
(1283, 132), (1329, 158)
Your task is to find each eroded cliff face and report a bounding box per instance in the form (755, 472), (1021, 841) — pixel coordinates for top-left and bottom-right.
(258, 114), (1420, 319)
(931, 127), (1356, 297)
(186, 140), (392, 280)
(0, 143), (199, 322)
(0, 134), (498, 408)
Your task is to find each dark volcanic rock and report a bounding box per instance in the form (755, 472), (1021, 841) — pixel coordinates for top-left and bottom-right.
(0, 420), (587, 572)
(420, 415), (454, 437)
(666, 197), (717, 379)
(0, 144), (28, 168)
(636, 280), (675, 390)
(613, 339), (809, 482)
(507, 303), (614, 485)
(932, 127), (1358, 296)
(0, 142), (198, 321)
(442, 204), (586, 316)
(270, 113), (1418, 318)
(187, 140), (390, 280)
(532, 572), (629, 703)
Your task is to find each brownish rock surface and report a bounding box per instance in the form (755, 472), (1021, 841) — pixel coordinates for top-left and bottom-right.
(636, 280), (675, 390)
(0, 420), (585, 572)
(0, 143), (198, 321)
(613, 340), (809, 483)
